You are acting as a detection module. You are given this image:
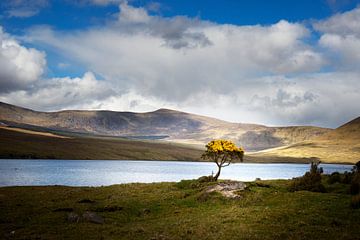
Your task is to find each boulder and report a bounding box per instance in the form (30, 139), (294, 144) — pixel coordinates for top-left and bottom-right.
(206, 181), (247, 198)
(82, 211), (104, 224)
(67, 212), (80, 223)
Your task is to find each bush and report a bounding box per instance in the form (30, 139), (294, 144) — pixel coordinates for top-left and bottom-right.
(352, 161), (360, 173)
(176, 176), (215, 190)
(350, 173), (360, 195)
(350, 194), (360, 209)
(197, 175), (215, 183)
(342, 171), (353, 184)
(328, 172), (341, 184)
(289, 161), (326, 193)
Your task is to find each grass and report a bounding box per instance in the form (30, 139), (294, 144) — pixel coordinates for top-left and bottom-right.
(0, 127), (203, 161)
(0, 127), (332, 164)
(1, 177), (359, 239)
(249, 139), (360, 164)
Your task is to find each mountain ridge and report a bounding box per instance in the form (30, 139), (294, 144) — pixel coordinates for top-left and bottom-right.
(0, 101), (333, 151)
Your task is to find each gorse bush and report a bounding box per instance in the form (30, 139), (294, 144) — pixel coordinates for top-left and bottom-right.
(202, 139), (244, 181)
(289, 161), (326, 193)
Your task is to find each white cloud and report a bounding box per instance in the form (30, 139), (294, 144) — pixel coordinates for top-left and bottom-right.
(0, 72), (115, 111)
(7, 9), (39, 18)
(2, 0), (49, 18)
(1, 3), (360, 128)
(89, 0), (121, 6)
(315, 7), (360, 70)
(173, 71), (360, 128)
(25, 3), (325, 104)
(118, 1), (151, 23)
(0, 27), (46, 92)
(314, 7), (360, 36)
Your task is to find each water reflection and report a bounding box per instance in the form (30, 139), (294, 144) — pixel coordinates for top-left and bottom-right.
(0, 159), (353, 187)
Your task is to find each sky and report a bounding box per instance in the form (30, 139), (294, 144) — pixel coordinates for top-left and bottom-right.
(0, 0), (360, 128)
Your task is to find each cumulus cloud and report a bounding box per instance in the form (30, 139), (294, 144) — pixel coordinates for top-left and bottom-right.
(0, 27), (46, 92)
(315, 7), (360, 70)
(0, 72), (115, 111)
(1, 2), (360, 128)
(25, 2), (325, 104)
(0, 27), (116, 111)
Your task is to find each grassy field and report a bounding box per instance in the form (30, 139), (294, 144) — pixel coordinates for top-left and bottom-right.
(0, 127), (203, 161)
(0, 126), (330, 163)
(1, 177), (359, 240)
(250, 139), (360, 164)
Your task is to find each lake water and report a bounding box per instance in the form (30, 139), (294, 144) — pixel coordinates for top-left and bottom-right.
(0, 159), (353, 187)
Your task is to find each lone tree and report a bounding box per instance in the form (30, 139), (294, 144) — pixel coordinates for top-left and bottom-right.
(202, 139), (244, 181)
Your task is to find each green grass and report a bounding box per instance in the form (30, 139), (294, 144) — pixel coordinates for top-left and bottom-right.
(1, 178), (359, 240)
(0, 127), (203, 161)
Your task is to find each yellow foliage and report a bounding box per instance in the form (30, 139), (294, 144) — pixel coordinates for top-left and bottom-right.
(205, 139), (244, 154)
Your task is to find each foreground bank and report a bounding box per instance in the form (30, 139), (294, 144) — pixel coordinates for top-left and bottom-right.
(1, 177), (359, 240)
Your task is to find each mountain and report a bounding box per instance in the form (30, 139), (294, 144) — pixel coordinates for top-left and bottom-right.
(250, 116), (360, 164)
(0, 126), (203, 161)
(0, 102), (330, 151)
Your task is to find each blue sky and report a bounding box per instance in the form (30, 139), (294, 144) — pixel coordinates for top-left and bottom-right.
(2, 0), (357, 79)
(1, 1), (359, 30)
(0, 0), (360, 127)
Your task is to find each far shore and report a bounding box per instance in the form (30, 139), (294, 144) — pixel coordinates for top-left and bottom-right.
(0, 157), (355, 165)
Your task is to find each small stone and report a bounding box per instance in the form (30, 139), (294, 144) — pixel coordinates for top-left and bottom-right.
(82, 211), (104, 224)
(143, 208), (151, 214)
(67, 212), (80, 223)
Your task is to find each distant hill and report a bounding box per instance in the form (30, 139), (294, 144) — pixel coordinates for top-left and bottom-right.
(250, 116), (360, 164)
(0, 126), (203, 161)
(0, 102), (330, 151)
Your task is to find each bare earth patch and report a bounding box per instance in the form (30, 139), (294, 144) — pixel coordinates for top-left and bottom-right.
(0, 126), (70, 139)
(206, 181), (247, 198)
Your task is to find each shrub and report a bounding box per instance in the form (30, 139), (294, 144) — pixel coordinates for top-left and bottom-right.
(350, 194), (360, 209)
(176, 176), (215, 190)
(342, 171), (353, 184)
(289, 161), (326, 193)
(352, 161), (360, 173)
(197, 175), (215, 183)
(350, 173), (360, 195)
(328, 172), (341, 184)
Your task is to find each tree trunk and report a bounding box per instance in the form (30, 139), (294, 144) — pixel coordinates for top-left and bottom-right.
(214, 165), (221, 181)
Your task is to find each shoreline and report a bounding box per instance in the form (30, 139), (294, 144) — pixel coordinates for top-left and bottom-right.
(0, 158), (355, 165)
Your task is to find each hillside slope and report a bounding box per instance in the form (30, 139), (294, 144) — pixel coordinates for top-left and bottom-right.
(0, 126), (203, 161)
(0, 102), (330, 151)
(250, 116), (360, 164)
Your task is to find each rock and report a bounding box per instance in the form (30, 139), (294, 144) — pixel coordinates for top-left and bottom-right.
(67, 212), (80, 223)
(143, 208), (151, 214)
(206, 181), (247, 199)
(77, 198), (95, 203)
(82, 211), (104, 224)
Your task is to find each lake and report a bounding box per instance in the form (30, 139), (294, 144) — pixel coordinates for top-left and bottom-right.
(0, 159), (353, 187)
